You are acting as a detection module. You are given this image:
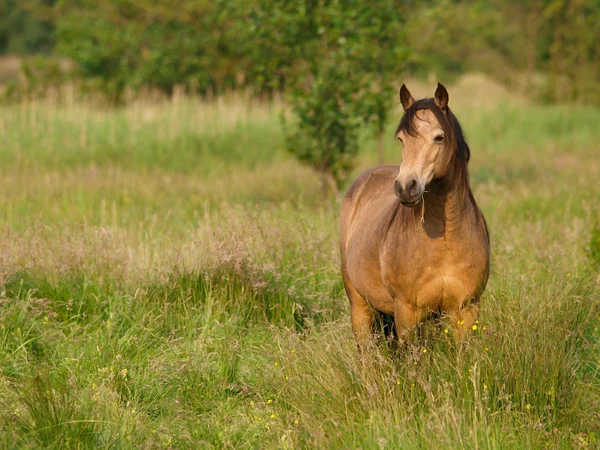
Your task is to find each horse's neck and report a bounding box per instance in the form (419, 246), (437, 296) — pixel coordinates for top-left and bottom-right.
(421, 177), (472, 238)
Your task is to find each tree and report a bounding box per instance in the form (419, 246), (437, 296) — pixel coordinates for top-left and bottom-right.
(50, 0), (245, 101)
(0, 0), (55, 55)
(232, 0), (410, 196)
(542, 0), (600, 104)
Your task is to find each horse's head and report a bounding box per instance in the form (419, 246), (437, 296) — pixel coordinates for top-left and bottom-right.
(393, 83), (466, 207)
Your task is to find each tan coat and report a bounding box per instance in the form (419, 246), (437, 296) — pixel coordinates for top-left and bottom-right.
(340, 84), (490, 345)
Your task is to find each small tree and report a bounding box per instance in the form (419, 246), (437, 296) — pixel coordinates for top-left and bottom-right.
(285, 60), (364, 197)
(236, 0), (410, 197)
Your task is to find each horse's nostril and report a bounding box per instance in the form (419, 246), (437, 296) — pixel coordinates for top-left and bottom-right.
(408, 179), (417, 194)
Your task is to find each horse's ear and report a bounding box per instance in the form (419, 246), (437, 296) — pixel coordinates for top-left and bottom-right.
(434, 83), (449, 111)
(399, 84), (415, 111)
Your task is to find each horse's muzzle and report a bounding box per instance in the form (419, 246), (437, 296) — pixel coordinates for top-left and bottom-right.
(394, 178), (423, 206)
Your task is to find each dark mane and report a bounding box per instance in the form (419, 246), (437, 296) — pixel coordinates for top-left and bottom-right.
(395, 98), (471, 188)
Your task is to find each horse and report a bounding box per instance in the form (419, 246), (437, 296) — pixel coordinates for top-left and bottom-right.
(340, 83), (490, 347)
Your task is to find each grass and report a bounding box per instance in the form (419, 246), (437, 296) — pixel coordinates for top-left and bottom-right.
(0, 84), (599, 449)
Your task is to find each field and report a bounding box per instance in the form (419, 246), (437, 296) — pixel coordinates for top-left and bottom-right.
(1, 79), (599, 449)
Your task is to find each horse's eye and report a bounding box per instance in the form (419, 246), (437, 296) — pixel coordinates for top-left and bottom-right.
(397, 137), (403, 144)
(434, 135), (444, 143)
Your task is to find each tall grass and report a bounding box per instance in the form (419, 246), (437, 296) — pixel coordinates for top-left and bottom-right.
(0, 84), (599, 448)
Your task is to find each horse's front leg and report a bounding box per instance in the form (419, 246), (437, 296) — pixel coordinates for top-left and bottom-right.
(344, 282), (375, 350)
(394, 300), (427, 345)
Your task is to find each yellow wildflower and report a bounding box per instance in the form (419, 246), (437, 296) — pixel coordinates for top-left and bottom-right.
(271, 414), (276, 418)
(267, 399), (273, 404)
(444, 329), (449, 334)
(472, 324), (478, 331)
(423, 349), (428, 353)
(274, 362), (279, 366)
(294, 420), (299, 425)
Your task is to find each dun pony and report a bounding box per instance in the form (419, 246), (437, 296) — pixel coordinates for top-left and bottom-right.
(340, 83), (490, 346)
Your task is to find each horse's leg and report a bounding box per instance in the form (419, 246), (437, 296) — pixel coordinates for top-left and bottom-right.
(344, 281), (374, 349)
(448, 297), (480, 338)
(394, 300), (426, 345)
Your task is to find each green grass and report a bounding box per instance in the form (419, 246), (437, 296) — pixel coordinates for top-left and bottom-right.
(0, 92), (599, 449)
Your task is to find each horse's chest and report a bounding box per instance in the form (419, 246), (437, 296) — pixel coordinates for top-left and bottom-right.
(381, 237), (488, 310)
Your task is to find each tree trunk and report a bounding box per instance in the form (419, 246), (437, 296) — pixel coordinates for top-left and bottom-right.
(377, 129), (385, 165)
(320, 170), (329, 201)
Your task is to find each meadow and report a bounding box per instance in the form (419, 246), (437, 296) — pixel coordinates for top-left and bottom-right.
(0, 78), (599, 449)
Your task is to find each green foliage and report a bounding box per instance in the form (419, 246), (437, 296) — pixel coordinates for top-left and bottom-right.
(541, 0), (600, 104)
(404, 1), (521, 79)
(0, 0), (55, 55)
(53, 0), (244, 100)
(2, 0), (600, 106)
(589, 222), (600, 267)
(284, 62), (364, 189)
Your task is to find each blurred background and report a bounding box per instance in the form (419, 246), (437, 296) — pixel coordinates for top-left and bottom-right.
(1, 2), (600, 448)
(1, 0), (599, 192)
(1, 0), (599, 103)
